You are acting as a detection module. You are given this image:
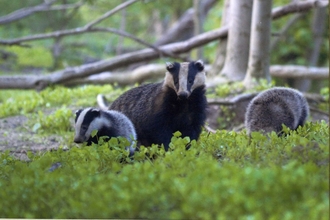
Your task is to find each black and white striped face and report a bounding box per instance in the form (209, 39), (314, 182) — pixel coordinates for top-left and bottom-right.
(74, 108), (105, 144)
(164, 60), (206, 99)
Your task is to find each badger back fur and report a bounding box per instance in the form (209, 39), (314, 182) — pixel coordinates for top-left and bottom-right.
(74, 108), (136, 152)
(99, 60), (207, 150)
(245, 87), (309, 135)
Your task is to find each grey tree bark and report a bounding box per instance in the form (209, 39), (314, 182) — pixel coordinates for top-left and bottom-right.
(0, 0), (327, 90)
(152, 10), (163, 40)
(270, 12), (306, 51)
(293, 6), (327, 91)
(63, 65), (328, 87)
(116, 0), (127, 55)
(209, 0), (230, 77)
(244, 0), (273, 88)
(154, 0), (217, 46)
(220, 0), (253, 81)
(193, 0), (204, 60)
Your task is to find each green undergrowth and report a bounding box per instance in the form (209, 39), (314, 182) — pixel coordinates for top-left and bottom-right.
(31, 106), (74, 134)
(0, 85), (129, 118)
(0, 122), (329, 219)
(211, 79), (274, 98)
(0, 85), (329, 218)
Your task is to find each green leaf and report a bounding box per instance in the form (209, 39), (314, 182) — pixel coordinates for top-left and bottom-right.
(32, 123), (41, 132)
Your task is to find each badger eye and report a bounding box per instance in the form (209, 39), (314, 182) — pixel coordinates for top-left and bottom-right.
(81, 125), (88, 131)
(188, 79), (193, 84)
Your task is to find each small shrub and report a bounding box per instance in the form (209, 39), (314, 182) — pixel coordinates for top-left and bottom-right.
(0, 122), (328, 219)
(0, 85), (328, 219)
(319, 87), (329, 112)
(32, 106), (73, 134)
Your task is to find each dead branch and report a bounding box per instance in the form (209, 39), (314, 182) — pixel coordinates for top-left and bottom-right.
(309, 106), (329, 116)
(0, 0), (183, 61)
(64, 64), (328, 87)
(0, 0), (84, 25)
(0, 76), (43, 90)
(84, 0), (138, 29)
(93, 27), (186, 61)
(304, 92), (327, 104)
(63, 64), (166, 86)
(207, 92), (329, 120)
(270, 13), (306, 51)
(1, 0), (325, 46)
(0, 27), (228, 90)
(154, 0), (217, 46)
(272, 0), (328, 19)
(0, 0), (139, 46)
(270, 65), (329, 79)
(0, 1), (328, 90)
(207, 93), (258, 106)
(208, 91), (327, 106)
(0, 62), (328, 90)
(64, 64), (213, 86)
(0, 0), (56, 24)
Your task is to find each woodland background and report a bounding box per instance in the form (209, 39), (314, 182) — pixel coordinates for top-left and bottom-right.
(0, 1), (329, 218)
(0, 0), (328, 91)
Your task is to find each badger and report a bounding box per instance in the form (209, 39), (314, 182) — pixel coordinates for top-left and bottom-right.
(97, 60), (207, 151)
(245, 87), (309, 135)
(74, 108), (137, 154)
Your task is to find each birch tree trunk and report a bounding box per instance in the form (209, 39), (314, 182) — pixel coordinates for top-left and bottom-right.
(154, 0), (216, 46)
(293, 6), (327, 91)
(270, 12), (305, 51)
(116, 0), (127, 55)
(193, 0), (204, 60)
(244, 0), (273, 87)
(209, 0), (230, 77)
(220, 0), (253, 81)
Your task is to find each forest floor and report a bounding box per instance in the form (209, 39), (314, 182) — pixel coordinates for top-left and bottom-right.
(0, 103), (328, 161)
(0, 113), (67, 160)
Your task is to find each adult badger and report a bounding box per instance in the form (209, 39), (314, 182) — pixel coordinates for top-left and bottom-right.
(245, 87), (309, 135)
(97, 60), (207, 151)
(74, 108), (136, 154)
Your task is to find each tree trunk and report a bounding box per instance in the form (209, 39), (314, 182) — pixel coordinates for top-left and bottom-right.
(116, 0), (127, 55)
(0, 1), (327, 90)
(270, 12), (305, 51)
(152, 10), (163, 40)
(209, 0), (230, 77)
(51, 36), (62, 70)
(244, 0), (273, 87)
(154, 0), (216, 46)
(220, 0), (253, 81)
(293, 6), (327, 91)
(62, 65), (327, 87)
(193, 0), (204, 60)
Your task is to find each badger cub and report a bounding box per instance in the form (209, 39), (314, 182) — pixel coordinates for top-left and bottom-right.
(245, 87), (309, 135)
(74, 108), (136, 154)
(97, 60), (207, 150)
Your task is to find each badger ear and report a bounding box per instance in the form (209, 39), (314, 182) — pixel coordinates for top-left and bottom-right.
(90, 108), (101, 117)
(195, 60), (204, 71)
(90, 108), (100, 113)
(75, 109), (83, 117)
(166, 62), (174, 71)
(75, 109), (83, 123)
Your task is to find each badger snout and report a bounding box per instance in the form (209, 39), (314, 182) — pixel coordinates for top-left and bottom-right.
(178, 91), (189, 99)
(74, 136), (84, 143)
